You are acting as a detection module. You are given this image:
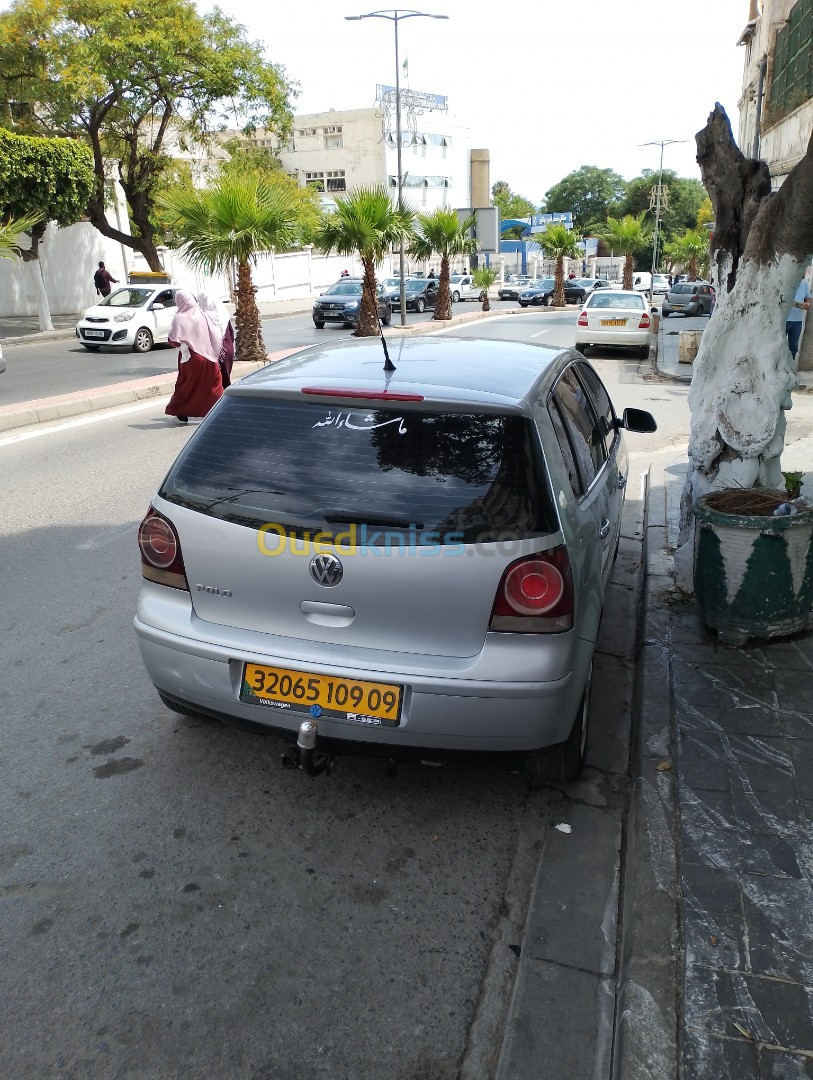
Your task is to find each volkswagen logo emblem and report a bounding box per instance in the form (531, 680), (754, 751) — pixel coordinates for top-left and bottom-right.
(309, 553), (343, 587)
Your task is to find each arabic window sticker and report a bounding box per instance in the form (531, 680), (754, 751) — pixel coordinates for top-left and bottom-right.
(312, 410), (408, 435)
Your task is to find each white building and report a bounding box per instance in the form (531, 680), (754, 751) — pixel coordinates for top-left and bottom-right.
(738, 0), (813, 187)
(240, 90), (472, 214)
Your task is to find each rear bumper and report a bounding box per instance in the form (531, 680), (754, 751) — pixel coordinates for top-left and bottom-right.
(134, 597), (589, 753)
(575, 327), (651, 346)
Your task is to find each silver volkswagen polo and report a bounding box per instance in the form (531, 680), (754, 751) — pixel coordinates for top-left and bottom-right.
(134, 337), (655, 781)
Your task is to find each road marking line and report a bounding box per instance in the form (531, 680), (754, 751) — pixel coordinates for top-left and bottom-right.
(0, 396), (172, 448)
(530, 329), (551, 338)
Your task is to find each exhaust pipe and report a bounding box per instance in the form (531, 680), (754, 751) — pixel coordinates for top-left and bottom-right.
(280, 720), (335, 777)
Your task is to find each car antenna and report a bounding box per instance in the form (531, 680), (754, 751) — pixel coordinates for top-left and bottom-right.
(376, 297), (396, 371)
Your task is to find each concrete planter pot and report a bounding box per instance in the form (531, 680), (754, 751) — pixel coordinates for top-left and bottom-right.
(678, 330), (702, 364)
(691, 491), (813, 645)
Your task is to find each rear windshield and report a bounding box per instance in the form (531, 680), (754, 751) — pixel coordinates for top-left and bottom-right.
(160, 397), (558, 544)
(672, 283), (698, 294)
(587, 292), (645, 309)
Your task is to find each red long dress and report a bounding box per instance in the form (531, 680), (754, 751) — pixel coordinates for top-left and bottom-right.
(165, 345), (223, 419)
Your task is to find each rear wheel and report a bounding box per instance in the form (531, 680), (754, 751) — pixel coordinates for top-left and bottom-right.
(546, 295), (556, 307)
(132, 327), (154, 353)
(81, 343), (101, 351)
(452, 291), (460, 302)
(416, 297), (426, 313)
(524, 662), (592, 785)
(519, 302), (529, 308)
(381, 307), (392, 326)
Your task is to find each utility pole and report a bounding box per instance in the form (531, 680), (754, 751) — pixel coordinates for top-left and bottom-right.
(640, 139), (687, 302)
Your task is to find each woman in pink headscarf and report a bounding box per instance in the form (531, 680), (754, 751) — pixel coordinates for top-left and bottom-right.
(165, 290), (223, 424)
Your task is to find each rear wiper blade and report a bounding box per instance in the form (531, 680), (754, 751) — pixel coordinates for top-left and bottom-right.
(322, 509), (422, 529)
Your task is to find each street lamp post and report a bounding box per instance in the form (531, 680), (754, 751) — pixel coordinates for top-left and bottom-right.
(345, 8), (448, 326)
(640, 138), (687, 302)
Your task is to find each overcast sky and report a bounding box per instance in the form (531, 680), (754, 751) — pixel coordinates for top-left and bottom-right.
(203, 0), (748, 202)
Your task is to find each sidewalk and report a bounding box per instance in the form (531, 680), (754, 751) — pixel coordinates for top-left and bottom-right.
(618, 461), (813, 1079)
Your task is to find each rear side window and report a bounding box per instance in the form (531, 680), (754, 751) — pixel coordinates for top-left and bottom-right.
(160, 397), (558, 543)
(548, 368), (607, 494)
(574, 363), (617, 455)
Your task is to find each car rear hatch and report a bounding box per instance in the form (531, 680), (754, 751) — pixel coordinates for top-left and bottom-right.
(157, 393), (560, 658)
(583, 293), (647, 329)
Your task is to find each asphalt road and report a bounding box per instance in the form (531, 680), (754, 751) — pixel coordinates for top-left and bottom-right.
(0, 300), (525, 407)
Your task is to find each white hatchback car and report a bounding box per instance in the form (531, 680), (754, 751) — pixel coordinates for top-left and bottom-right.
(75, 285), (178, 353)
(449, 274), (483, 302)
(575, 290), (653, 359)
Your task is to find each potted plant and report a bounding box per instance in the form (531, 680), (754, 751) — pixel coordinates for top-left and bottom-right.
(691, 486), (813, 645)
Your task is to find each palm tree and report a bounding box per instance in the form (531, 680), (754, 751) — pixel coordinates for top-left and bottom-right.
(409, 208), (477, 321)
(0, 212), (44, 260)
(160, 175), (300, 363)
(471, 265), (499, 311)
(596, 213), (651, 290)
(533, 224), (580, 306)
(663, 228), (710, 281)
(315, 186), (414, 337)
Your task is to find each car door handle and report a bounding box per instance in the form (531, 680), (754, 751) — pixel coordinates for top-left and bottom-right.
(618, 474), (627, 489)
(599, 518), (611, 539)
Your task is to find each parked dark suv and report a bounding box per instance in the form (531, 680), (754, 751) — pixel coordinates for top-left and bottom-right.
(313, 279), (392, 329)
(661, 281), (715, 318)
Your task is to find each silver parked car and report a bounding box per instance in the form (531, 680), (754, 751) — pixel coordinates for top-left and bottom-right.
(135, 337), (655, 782)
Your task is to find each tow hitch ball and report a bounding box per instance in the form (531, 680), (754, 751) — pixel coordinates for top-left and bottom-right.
(281, 720), (335, 777)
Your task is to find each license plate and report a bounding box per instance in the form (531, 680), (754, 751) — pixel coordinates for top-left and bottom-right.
(240, 663), (402, 726)
(600, 319), (627, 326)
(673, 304), (683, 309)
(84, 329), (105, 337)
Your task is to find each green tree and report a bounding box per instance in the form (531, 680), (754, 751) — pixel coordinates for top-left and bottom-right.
(0, 211), (43, 259)
(663, 228), (710, 281)
(471, 264), (499, 312)
(408, 208), (477, 321)
(0, 128), (95, 329)
(219, 140), (324, 247)
(160, 174), (300, 363)
(595, 213), (651, 290)
(315, 186), (414, 337)
(533, 224), (580, 307)
(542, 166), (626, 232)
(697, 196), (714, 227)
(491, 181), (536, 222)
(0, 0), (295, 271)
(617, 170), (707, 241)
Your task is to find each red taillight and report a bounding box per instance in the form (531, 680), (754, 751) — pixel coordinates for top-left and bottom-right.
(138, 508), (189, 591)
(639, 312), (651, 329)
(577, 312), (588, 326)
(490, 549), (574, 633)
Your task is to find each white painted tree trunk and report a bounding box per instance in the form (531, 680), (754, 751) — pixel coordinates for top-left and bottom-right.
(675, 254), (805, 589)
(26, 258), (54, 332)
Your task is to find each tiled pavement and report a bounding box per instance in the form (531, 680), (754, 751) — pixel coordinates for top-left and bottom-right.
(638, 462), (813, 1079)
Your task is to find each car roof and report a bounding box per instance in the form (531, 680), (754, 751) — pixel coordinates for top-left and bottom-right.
(586, 289), (643, 301)
(229, 335), (566, 410)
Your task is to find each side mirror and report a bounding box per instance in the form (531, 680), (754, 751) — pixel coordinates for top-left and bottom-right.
(620, 407), (657, 433)
(151, 302), (164, 310)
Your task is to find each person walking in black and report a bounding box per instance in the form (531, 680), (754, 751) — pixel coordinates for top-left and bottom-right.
(93, 261), (118, 298)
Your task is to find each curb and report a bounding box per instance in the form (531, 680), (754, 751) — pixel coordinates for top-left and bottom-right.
(611, 464), (680, 1080)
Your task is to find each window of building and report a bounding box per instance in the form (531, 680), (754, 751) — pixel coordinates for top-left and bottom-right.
(281, 138), (296, 152)
(305, 172), (325, 191)
(324, 134), (343, 149)
(767, 0), (812, 124)
(324, 125), (343, 134)
(297, 127), (318, 137)
(326, 171), (346, 192)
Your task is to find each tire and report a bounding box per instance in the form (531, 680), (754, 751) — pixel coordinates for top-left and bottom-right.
(381, 308), (391, 326)
(416, 298), (426, 313)
(519, 302), (529, 308)
(574, 343), (587, 355)
(661, 310), (670, 319)
(451, 291), (460, 303)
(132, 327), (154, 353)
(313, 319), (325, 329)
(545, 295), (556, 307)
(81, 343), (101, 351)
(524, 662), (592, 784)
